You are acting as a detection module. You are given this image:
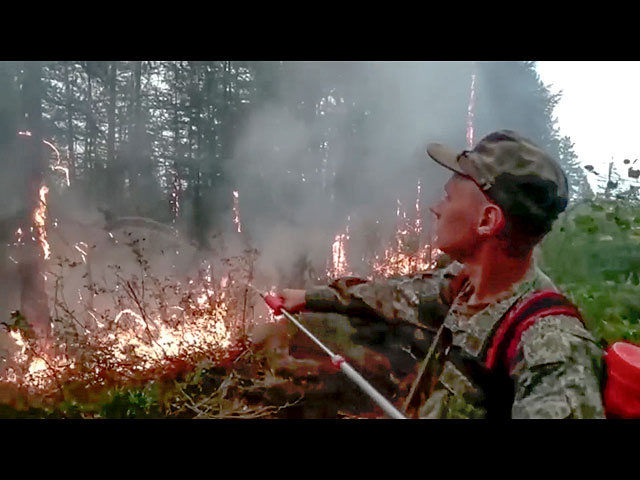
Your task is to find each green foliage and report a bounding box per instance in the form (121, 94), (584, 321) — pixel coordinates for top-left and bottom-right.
(540, 197), (640, 345)
(445, 394), (486, 419)
(99, 387), (161, 419)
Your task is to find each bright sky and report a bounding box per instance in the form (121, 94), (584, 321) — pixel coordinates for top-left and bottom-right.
(536, 61), (640, 190)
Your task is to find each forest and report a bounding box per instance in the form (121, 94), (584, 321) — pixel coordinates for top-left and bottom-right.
(0, 61), (636, 418)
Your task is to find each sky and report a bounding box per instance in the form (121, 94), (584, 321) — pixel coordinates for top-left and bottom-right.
(536, 61), (640, 190)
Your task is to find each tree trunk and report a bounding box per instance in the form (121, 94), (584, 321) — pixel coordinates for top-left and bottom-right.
(84, 65), (93, 180)
(19, 61), (50, 338)
(105, 61), (119, 206)
(172, 62), (182, 223)
(187, 62), (207, 246)
(0, 62), (21, 319)
(107, 61), (116, 168)
(128, 60), (143, 195)
(64, 62), (76, 182)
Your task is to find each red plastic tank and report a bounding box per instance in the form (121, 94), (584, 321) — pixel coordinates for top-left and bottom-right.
(604, 341), (640, 418)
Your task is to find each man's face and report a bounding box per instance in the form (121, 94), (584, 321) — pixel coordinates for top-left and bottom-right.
(429, 174), (491, 261)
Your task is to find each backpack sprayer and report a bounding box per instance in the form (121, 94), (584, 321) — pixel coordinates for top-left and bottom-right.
(249, 285), (406, 419)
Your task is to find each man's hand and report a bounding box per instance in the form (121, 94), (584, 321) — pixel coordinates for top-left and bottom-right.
(281, 288), (306, 313)
(263, 288), (306, 315)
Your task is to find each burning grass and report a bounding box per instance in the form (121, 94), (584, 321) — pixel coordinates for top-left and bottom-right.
(0, 179), (442, 417)
(0, 240), (275, 415)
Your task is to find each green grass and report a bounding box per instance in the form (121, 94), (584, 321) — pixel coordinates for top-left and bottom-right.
(540, 197), (640, 346)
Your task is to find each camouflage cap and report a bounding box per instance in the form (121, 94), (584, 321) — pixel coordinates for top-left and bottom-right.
(426, 130), (569, 214)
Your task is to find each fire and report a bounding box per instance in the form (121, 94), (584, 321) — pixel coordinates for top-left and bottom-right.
(373, 189), (435, 276)
(19, 131), (71, 187)
(1, 267), (236, 394)
(415, 180), (422, 234)
(5, 330), (73, 393)
(105, 278), (232, 368)
(232, 190), (242, 233)
(73, 242), (89, 263)
(43, 139), (70, 188)
(326, 180), (443, 278)
(372, 244), (442, 277)
(106, 305), (231, 367)
(34, 185), (50, 260)
(331, 234), (350, 276)
(114, 308), (148, 328)
(466, 64), (477, 149)
(328, 217), (351, 279)
(0, 150), (450, 403)
(52, 165), (70, 187)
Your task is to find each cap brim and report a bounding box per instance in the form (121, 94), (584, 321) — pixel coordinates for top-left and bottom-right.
(426, 143), (466, 176)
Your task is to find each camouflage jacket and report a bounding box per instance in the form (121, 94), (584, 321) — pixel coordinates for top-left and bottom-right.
(305, 260), (605, 419)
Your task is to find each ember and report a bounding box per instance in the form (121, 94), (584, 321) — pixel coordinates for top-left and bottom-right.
(232, 190), (242, 233)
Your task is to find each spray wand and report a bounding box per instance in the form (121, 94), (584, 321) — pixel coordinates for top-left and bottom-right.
(250, 285), (406, 419)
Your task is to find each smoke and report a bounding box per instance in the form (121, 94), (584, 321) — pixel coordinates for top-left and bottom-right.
(228, 62), (475, 285)
(0, 61), (564, 317)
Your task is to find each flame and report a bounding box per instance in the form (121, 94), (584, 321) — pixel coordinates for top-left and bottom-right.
(372, 244), (442, 277)
(107, 308), (231, 366)
(232, 190), (242, 233)
(330, 233), (350, 277)
(5, 330), (73, 392)
(415, 179), (422, 235)
(466, 65), (477, 149)
(52, 165), (70, 187)
(19, 131), (71, 187)
(0, 162), (447, 399)
(73, 242), (88, 263)
(43, 139), (70, 187)
(114, 308), (148, 328)
(34, 185), (50, 260)
(328, 216), (351, 279)
(325, 182), (441, 279)
(1, 270), (235, 393)
(372, 181), (441, 276)
(105, 279), (233, 368)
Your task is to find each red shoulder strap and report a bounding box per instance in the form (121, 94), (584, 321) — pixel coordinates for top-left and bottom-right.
(485, 289), (582, 372)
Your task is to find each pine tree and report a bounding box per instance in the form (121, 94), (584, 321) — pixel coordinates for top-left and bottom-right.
(474, 61), (592, 204)
(557, 134), (594, 203)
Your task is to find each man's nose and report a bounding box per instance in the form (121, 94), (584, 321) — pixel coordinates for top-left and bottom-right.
(429, 206), (440, 218)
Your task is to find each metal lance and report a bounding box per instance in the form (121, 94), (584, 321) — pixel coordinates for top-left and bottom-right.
(253, 287), (406, 419)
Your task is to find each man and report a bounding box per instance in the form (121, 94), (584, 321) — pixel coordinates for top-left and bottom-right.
(277, 130), (605, 419)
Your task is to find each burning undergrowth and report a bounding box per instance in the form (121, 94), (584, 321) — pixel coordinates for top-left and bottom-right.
(0, 239), (267, 411)
(0, 180), (442, 417)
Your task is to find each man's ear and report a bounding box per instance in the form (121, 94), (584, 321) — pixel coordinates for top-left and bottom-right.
(477, 203), (505, 236)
